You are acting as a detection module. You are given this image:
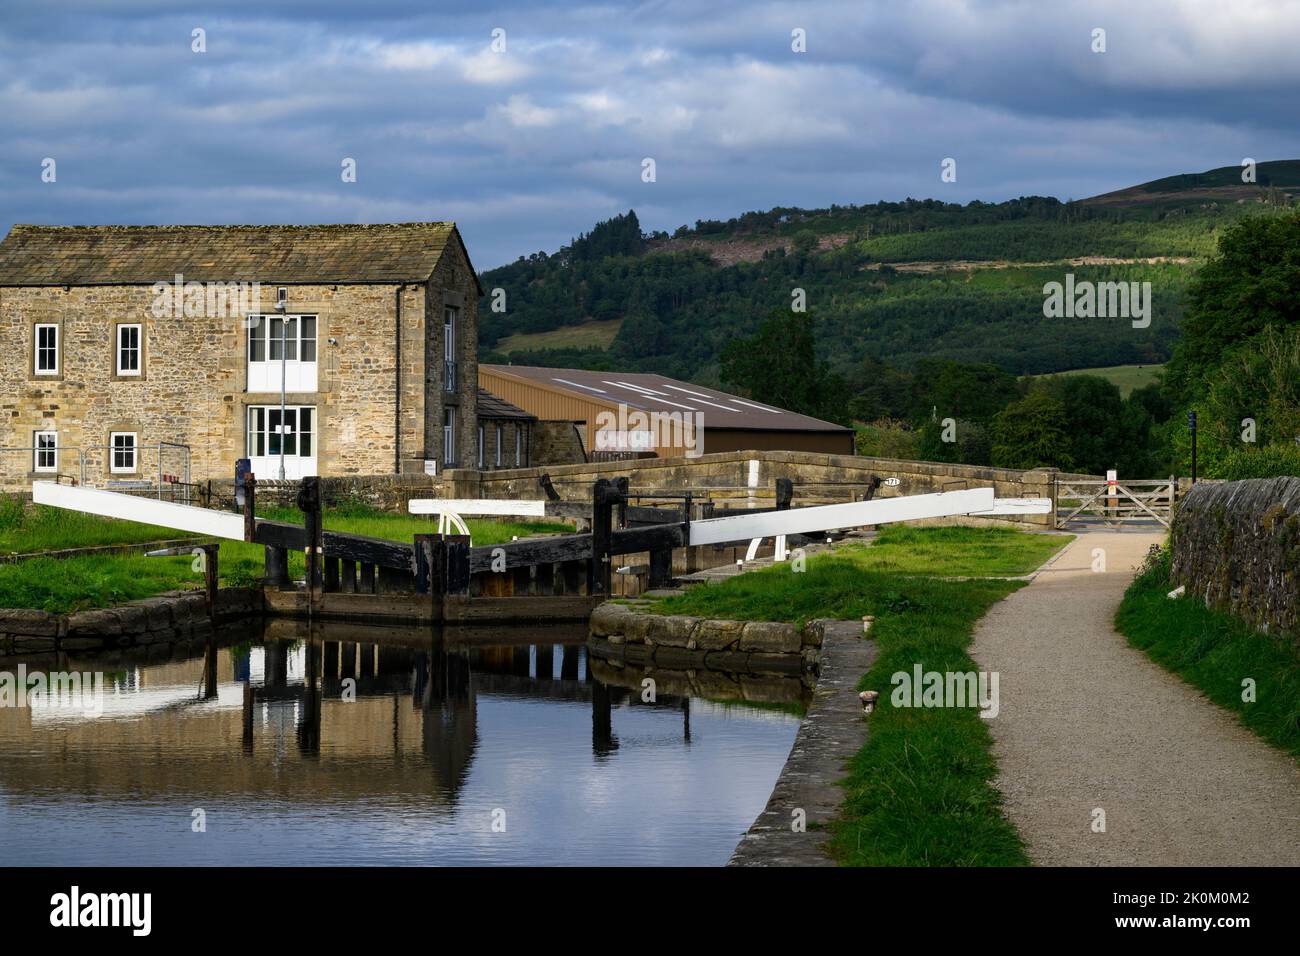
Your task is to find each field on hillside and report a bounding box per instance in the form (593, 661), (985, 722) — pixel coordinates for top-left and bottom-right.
(1028, 363), (1164, 397)
(497, 318), (623, 354)
(479, 188), (1295, 382)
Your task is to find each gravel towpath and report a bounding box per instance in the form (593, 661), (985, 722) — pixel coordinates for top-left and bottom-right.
(970, 531), (1300, 866)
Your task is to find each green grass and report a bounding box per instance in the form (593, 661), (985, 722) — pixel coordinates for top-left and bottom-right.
(1115, 544), (1300, 757)
(496, 318), (623, 354)
(850, 524), (1069, 577)
(0, 554), (205, 614)
(0, 496), (185, 555)
(829, 574), (1030, 865)
(648, 524), (1073, 865)
(1028, 363), (1164, 398)
(0, 498), (574, 613)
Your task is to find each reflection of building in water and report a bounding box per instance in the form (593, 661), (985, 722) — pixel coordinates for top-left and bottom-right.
(0, 637), (482, 808)
(0, 621), (727, 814)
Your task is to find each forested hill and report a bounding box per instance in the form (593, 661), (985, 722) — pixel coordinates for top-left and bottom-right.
(477, 162), (1299, 386)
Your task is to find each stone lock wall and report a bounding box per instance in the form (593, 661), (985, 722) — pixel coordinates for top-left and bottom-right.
(1171, 477), (1300, 642)
(588, 600), (825, 675)
(0, 587), (261, 659)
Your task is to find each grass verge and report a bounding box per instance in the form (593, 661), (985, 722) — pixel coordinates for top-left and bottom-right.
(1114, 544), (1300, 758)
(649, 524), (1073, 866)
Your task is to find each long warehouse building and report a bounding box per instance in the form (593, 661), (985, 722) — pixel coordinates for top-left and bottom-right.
(479, 364), (855, 459)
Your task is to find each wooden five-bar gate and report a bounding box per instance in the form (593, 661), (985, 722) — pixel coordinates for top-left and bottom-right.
(1054, 476), (1181, 529)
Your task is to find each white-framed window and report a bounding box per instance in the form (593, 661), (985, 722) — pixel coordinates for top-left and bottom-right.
(246, 314), (318, 392)
(110, 432), (137, 474)
(477, 425), (485, 469)
(443, 407), (456, 466)
(443, 307), (457, 392)
(515, 425), (524, 467)
(33, 431), (58, 473)
(116, 324), (142, 376)
(494, 424), (503, 467)
(34, 323), (59, 375)
(247, 406), (314, 459)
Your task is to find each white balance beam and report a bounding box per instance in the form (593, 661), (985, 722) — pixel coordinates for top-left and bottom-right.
(970, 497), (1053, 516)
(409, 498), (548, 518)
(687, 488), (996, 547)
(33, 481), (247, 540)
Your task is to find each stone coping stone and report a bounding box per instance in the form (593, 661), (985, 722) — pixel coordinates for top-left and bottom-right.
(729, 620), (878, 866)
(590, 600), (814, 659)
(1, 588), (262, 659)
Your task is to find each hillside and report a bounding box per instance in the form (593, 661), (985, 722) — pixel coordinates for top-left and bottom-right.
(477, 164), (1297, 386)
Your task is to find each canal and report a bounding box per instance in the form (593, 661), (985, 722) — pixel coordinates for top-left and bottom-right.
(0, 621), (804, 866)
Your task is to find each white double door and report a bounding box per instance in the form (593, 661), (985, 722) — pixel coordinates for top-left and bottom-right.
(248, 405), (317, 480)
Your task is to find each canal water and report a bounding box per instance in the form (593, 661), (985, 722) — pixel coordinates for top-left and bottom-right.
(0, 621), (803, 866)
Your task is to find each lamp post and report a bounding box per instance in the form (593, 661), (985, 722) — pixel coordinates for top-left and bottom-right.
(276, 290), (287, 480)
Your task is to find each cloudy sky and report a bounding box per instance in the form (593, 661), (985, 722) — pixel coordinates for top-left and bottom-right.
(3, 0), (1300, 268)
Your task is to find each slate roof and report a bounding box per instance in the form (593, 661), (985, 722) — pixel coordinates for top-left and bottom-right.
(0, 222), (478, 287)
(477, 387), (537, 421)
(480, 365), (853, 433)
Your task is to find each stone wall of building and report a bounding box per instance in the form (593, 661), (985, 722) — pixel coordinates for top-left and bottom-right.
(420, 241), (479, 472)
(1171, 477), (1300, 642)
(531, 421), (587, 466)
(477, 419), (531, 471)
(0, 260), (482, 490)
(0, 284), (400, 487)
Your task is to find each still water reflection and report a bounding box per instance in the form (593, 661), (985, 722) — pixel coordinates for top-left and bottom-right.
(0, 621), (802, 866)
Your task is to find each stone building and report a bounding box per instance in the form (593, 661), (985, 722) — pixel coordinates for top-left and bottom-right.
(0, 223), (481, 488)
(475, 388), (536, 470)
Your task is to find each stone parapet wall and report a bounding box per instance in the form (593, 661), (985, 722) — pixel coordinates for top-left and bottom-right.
(249, 474), (445, 512)
(451, 449), (1067, 527)
(1171, 477), (1300, 642)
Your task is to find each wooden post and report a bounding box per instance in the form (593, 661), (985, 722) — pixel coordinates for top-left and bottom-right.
(359, 562), (376, 594)
(615, 476), (629, 529)
(648, 546), (672, 589)
(298, 477), (323, 591)
(589, 478), (614, 597)
(204, 544), (219, 618)
(324, 556), (340, 593)
(265, 546), (289, 589)
(512, 563), (532, 596)
(413, 533), (439, 594)
(243, 474), (257, 542)
(341, 559), (357, 593)
(561, 560), (582, 596)
(444, 535), (471, 595)
(535, 561), (555, 595)
(775, 477), (793, 510)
